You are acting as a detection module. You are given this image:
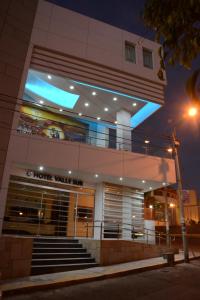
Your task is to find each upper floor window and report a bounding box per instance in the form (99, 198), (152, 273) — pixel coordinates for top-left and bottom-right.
(143, 48), (153, 69)
(125, 42), (136, 63)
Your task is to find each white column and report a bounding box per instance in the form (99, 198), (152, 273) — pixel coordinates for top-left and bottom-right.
(94, 183), (104, 239)
(144, 220), (156, 244)
(122, 195), (132, 240)
(116, 110), (132, 151)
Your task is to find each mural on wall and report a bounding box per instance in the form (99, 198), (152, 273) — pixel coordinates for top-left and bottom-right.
(17, 105), (88, 142)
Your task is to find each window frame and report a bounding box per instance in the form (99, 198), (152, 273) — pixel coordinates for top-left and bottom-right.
(125, 41), (136, 64)
(142, 47), (153, 69)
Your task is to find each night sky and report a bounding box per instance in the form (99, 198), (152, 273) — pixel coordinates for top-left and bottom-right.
(48, 0), (200, 197)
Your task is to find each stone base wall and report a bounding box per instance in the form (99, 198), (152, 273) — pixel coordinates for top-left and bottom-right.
(80, 239), (101, 263)
(0, 236), (33, 280)
(100, 240), (165, 265)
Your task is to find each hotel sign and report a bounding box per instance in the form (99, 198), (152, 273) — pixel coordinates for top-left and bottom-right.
(26, 170), (83, 186)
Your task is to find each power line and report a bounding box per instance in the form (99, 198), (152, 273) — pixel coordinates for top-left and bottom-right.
(0, 92), (173, 142)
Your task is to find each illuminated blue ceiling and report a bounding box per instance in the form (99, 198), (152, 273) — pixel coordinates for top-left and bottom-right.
(25, 72), (80, 109)
(73, 80), (161, 128)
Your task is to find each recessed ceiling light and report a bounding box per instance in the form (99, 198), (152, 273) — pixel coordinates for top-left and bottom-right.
(59, 108), (63, 112)
(94, 174), (99, 178)
(84, 102), (89, 107)
(47, 75), (52, 80)
(132, 215), (136, 218)
(162, 182), (166, 186)
(92, 91), (96, 96)
(69, 85), (74, 90)
(144, 140), (150, 144)
(104, 107), (109, 112)
(149, 187), (152, 190)
(119, 177), (123, 181)
(39, 166), (44, 171)
(97, 117), (101, 120)
(132, 102), (137, 107)
(68, 170), (72, 174)
(142, 180), (146, 183)
(114, 121), (118, 124)
(113, 97), (117, 101)
(78, 112), (82, 116)
(149, 205), (153, 209)
(39, 100), (44, 104)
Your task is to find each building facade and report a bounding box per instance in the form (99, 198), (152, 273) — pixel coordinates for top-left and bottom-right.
(145, 188), (200, 226)
(0, 0), (176, 242)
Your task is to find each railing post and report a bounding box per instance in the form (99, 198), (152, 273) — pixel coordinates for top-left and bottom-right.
(86, 222), (89, 238)
(146, 230), (149, 244)
(100, 221), (103, 240)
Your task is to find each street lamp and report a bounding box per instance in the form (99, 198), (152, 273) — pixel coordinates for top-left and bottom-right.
(172, 129), (189, 263)
(167, 105), (198, 262)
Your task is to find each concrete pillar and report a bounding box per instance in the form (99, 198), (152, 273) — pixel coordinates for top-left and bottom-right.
(94, 183), (104, 239)
(144, 220), (156, 244)
(0, 0), (38, 235)
(122, 194), (132, 240)
(116, 110), (132, 151)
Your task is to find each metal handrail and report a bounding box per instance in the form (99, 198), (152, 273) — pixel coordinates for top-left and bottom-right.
(85, 220), (176, 247)
(17, 113), (172, 158)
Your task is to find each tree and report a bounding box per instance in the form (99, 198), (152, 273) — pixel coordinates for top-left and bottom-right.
(143, 0), (200, 102)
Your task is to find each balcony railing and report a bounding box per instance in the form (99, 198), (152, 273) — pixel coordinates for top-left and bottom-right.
(16, 113), (173, 159)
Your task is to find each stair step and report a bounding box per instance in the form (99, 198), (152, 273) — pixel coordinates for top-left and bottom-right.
(31, 263), (98, 275)
(32, 262), (97, 268)
(31, 238), (97, 275)
(32, 253), (91, 259)
(33, 247), (87, 253)
(32, 257), (95, 266)
(33, 238), (79, 243)
(33, 242), (83, 248)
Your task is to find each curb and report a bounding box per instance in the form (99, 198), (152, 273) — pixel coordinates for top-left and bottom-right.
(2, 257), (200, 297)
(1, 262), (169, 296)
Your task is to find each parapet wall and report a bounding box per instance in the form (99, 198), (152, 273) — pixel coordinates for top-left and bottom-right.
(0, 236), (33, 280)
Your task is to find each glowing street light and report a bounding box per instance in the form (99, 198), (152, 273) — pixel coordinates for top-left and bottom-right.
(188, 106), (198, 117)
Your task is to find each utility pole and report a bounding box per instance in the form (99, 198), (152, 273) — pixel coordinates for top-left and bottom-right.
(172, 129), (189, 263)
(164, 188), (170, 247)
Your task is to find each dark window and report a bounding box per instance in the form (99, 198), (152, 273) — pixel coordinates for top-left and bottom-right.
(154, 190), (163, 196)
(109, 128), (116, 149)
(143, 48), (153, 69)
(125, 42), (136, 63)
(77, 207), (93, 221)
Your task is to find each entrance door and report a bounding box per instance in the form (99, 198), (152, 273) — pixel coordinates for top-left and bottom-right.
(3, 177), (95, 238)
(51, 192), (70, 236)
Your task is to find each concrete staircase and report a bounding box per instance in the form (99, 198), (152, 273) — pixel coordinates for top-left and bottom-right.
(31, 237), (98, 275)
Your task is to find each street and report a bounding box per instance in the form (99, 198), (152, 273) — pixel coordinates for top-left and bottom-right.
(4, 259), (200, 300)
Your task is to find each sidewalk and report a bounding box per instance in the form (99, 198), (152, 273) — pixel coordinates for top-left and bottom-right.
(1, 251), (200, 296)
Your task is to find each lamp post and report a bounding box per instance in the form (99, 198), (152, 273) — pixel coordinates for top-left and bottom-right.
(164, 188), (170, 247)
(172, 129), (189, 263)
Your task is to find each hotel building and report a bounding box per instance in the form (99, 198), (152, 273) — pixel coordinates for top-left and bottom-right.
(0, 0), (176, 278)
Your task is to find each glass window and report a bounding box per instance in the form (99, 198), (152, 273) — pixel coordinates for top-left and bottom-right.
(143, 48), (153, 69)
(125, 42), (136, 63)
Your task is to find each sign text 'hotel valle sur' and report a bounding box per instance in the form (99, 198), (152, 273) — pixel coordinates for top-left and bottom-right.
(26, 170), (83, 186)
